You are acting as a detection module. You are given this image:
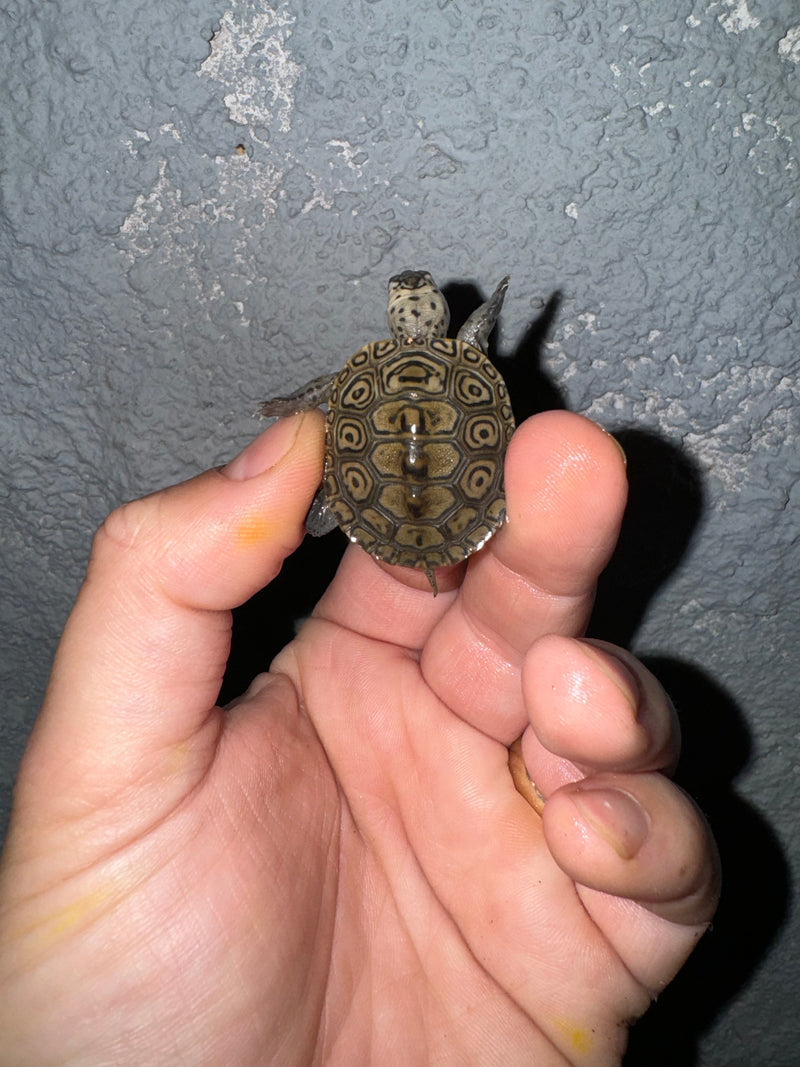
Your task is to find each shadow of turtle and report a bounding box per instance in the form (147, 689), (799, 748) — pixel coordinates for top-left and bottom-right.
(442, 279), (565, 421)
(589, 428), (704, 647)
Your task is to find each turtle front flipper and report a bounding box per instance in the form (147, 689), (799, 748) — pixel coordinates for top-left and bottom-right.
(260, 372), (337, 418)
(456, 275), (509, 353)
(305, 485), (339, 537)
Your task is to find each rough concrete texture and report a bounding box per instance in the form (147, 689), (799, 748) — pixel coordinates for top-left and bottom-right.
(1, 0), (797, 1062)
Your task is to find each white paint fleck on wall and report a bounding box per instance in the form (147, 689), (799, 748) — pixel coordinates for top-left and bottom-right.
(683, 392), (797, 494)
(119, 2), (373, 258)
(118, 3), (316, 292)
(119, 159), (172, 238)
(327, 140), (367, 174)
(643, 101), (673, 118)
(577, 311), (600, 333)
(121, 130), (151, 156)
(119, 158), (241, 253)
(581, 364), (799, 496)
(778, 26), (800, 64)
(200, 6), (301, 136)
(717, 0), (761, 35)
(732, 109), (797, 177)
(160, 123), (183, 142)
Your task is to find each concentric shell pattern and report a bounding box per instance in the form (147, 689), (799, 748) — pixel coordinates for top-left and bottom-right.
(324, 337), (515, 572)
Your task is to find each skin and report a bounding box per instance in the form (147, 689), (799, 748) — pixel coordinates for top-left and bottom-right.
(0, 410), (720, 1066)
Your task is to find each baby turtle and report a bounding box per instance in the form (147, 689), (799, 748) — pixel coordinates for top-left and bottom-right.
(261, 269), (515, 594)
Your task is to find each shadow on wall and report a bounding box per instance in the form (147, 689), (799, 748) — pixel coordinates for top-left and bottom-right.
(587, 430), (790, 1066)
(623, 658), (789, 1066)
(217, 528), (346, 705)
(218, 291), (789, 1066)
(443, 278), (565, 424)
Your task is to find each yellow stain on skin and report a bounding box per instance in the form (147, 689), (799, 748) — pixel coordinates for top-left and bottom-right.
(25, 882), (119, 950)
(162, 737), (193, 778)
(233, 514), (276, 547)
(552, 1016), (595, 1055)
(48, 886), (114, 937)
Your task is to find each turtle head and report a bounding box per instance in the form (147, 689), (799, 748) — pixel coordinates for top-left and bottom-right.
(387, 269), (450, 343)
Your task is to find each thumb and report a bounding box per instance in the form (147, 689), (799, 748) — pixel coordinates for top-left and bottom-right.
(11, 412), (324, 833)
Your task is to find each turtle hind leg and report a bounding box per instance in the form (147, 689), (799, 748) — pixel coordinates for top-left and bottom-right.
(260, 372), (337, 418)
(424, 565), (439, 596)
(305, 485), (339, 537)
(456, 275), (510, 353)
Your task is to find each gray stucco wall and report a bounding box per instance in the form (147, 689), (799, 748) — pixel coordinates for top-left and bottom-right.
(1, 1), (797, 1063)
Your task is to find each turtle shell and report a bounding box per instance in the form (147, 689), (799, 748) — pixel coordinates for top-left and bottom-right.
(323, 336), (515, 574)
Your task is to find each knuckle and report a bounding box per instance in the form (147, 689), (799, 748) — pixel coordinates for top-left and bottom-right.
(92, 495), (160, 562)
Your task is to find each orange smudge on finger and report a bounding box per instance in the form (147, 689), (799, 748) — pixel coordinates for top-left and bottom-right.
(233, 515), (275, 547)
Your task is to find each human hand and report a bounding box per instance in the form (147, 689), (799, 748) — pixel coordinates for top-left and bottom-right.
(0, 410), (719, 1065)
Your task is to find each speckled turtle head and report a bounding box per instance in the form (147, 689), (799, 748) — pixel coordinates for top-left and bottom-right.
(387, 269), (451, 343)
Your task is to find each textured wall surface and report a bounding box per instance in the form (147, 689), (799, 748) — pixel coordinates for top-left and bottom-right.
(1, 0), (797, 1062)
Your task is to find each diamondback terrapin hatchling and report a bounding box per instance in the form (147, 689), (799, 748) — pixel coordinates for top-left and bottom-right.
(260, 269), (515, 595)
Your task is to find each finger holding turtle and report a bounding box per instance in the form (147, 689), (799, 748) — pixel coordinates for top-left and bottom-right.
(419, 410), (629, 741)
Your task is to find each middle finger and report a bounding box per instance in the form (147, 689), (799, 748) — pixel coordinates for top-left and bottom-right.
(420, 411), (628, 740)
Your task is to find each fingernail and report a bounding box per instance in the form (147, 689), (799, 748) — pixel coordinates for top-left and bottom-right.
(570, 782), (650, 860)
(222, 413), (305, 481)
(579, 640), (641, 715)
(601, 427), (627, 467)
